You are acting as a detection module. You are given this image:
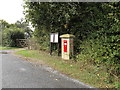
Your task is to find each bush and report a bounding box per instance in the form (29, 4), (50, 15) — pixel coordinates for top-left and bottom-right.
(76, 24), (120, 83)
(114, 82), (120, 88)
(2, 27), (25, 47)
(28, 29), (50, 51)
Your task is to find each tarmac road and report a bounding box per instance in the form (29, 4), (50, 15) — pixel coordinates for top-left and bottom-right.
(1, 50), (94, 88)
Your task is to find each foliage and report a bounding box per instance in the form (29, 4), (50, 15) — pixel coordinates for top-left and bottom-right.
(0, 46), (19, 50)
(14, 19), (33, 38)
(31, 28), (50, 51)
(76, 22), (120, 83)
(0, 19), (10, 30)
(16, 49), (116, 88)
(2, 27), (25, 47)
(24, 2), (120, 85)
(24, 2), (120, 51)
(114, 82), (120, 88)
(1, 19), (32, 47)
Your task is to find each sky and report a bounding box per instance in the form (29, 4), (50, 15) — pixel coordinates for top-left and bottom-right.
(0, 0), (24, 24)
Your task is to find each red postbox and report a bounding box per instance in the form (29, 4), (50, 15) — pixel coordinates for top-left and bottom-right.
(64, 40), (67, 52)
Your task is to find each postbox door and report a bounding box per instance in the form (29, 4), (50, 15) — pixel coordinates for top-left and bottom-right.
(64, 40), (67, 52)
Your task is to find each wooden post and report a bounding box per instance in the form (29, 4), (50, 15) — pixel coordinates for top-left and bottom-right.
(58, 43), (60, 56)
(58, 33), (60, 56)
(50, 42), (52, 55)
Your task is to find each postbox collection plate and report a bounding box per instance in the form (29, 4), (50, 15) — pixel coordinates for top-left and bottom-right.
(64, 40), (67, 52)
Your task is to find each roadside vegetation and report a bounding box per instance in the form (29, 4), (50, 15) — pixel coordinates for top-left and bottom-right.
(23, 2), (120, 88)
(0, 46), (19, 50)
(1, 2), (120, 88)
(16, 49), (118, 88)
(0, 19), (32, 47)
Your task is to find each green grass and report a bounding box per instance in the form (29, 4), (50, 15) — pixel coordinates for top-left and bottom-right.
(0, 46), (20, 50)
(16, 49), (115, 88)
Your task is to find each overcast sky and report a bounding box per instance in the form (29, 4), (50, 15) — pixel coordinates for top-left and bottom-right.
(0, 0), (24, 24)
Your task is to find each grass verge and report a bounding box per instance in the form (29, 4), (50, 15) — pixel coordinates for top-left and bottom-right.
(15, 49), (115, 88)
(0, 46), (20, 50)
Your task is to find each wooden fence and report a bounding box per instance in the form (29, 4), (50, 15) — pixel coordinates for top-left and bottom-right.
(16, 39), (38, 50)
(16, 39), (29, 48)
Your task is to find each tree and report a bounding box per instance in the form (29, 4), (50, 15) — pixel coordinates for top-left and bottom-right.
(2, 26), (25, 47)
(24, 2), (120, 79)
(1, 19), (32, 47)
(24, 2), (118, 50)
(15, 19), (33, 38)
(0, 20), (10, 31)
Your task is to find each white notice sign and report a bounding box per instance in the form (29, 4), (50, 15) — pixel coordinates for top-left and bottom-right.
(50, 33), (58, 43)
(50, 34), (54, 42)
(54, 33), (58, 43)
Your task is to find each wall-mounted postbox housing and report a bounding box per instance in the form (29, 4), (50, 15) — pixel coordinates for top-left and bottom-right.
(60, 34), (75, 60)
